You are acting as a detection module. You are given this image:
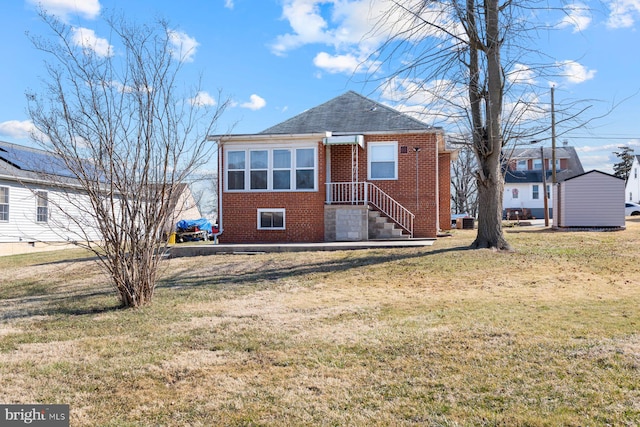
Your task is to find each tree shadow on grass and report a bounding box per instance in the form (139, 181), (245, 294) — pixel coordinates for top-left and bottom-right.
(0, 287), (120, 321)
(2, 245), (474, 321)
(157, 245), (473, 290)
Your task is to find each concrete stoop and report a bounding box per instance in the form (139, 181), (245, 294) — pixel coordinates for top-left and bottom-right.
(368, 210), (410, 239)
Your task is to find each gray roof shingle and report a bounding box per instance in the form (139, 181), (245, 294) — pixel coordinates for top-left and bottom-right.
(504, 146), (585, 183)
(260, 91), (434, 135)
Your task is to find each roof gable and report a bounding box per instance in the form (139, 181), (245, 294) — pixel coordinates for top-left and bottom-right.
(260, 91), (434, 135)
(563, 169), (623, 183)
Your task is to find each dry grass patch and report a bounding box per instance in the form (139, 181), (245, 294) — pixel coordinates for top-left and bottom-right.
(1, 223), (640, 425)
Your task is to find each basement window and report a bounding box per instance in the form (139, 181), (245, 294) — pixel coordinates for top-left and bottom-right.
(257, 209), (285, 230)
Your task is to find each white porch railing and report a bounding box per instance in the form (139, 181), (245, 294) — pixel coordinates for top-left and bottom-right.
(326, 181), (414, 237)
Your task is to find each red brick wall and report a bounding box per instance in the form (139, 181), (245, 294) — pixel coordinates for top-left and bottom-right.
(219, 141), (326, 243)
(220, 133), (451, 242)
(439, 152), (452, 231)
(331, 133), (442, 237)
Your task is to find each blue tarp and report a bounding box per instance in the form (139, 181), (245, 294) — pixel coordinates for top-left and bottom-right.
(176, 218), (213, 234)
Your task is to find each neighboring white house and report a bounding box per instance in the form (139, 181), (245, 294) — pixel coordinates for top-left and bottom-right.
(0, 140), (102, 255)
(503, 146), (584, 219)
(624, 155), (640, 202)
(553, 170), (625, 228)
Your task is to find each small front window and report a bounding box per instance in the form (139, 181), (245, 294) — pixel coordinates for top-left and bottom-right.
(257, 209), (285, 230)
(532, 185), (539, 200)
(36, 191), (48, 223)
(512, 188), (519, 199)
(368, 142), (398, 180)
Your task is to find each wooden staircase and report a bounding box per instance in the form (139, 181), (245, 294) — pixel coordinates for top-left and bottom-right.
(368, 209), (411, 239)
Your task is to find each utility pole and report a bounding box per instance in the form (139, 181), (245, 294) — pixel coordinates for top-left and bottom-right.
(551, 86), (557, 184)
(541, 146), (549, 227)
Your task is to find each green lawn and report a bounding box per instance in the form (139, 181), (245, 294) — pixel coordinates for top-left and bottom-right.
(1, 222), (639, 426)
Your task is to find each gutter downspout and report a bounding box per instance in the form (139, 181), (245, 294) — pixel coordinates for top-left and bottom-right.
(212, 140), (223, 244)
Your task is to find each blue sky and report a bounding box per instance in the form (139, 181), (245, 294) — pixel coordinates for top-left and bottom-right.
(0, 0), (639, 173)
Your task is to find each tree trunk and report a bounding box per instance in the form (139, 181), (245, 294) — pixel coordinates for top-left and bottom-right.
(468, 0), (511, 250)
(472, 155), (511, 250)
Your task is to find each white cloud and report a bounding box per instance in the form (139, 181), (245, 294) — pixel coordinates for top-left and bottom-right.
(313, 52), (360, 74)
(27, 0), (101, 21)
(0, 120), (38, 140)
(167, 30), (199, 63)
(558, 3), (592, 32)
(240, 94), (266, 110)
(270, 0), (332, 55)
(506, 63), (536, 85)
(72, 27), (113, 57)
(607, 0), (640, 28)
(558, 60), (596, 84)
(189, 91), (217, 107)
(271, 0), (465, 79)
(224, 0), (234, 9)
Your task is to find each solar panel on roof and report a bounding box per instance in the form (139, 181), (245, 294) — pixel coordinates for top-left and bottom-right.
(0, 141), (77, 179)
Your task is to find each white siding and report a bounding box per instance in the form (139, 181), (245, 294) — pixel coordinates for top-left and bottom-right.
(624, 157), (640, 203)
(503, 183), (552, 209)
(0, 178), (102, 243)
(559, 172), (624, 227)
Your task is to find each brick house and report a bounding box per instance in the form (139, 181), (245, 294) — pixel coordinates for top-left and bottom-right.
(210, 91), (452, 243)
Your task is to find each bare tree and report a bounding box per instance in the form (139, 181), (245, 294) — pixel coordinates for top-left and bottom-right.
(450, 140), (478, 217)
(367, 1), (592, 249)
(27, 11), (227, 307)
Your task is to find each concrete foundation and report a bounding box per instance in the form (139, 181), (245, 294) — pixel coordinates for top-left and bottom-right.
(324, 205), (369, 241)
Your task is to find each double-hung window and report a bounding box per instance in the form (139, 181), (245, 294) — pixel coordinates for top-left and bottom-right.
(226, 146), (316, 191)
(368, 142), (398, 180)
(532, 185), (540, 200)
(0, 187), (8, 222)
(36, 191), (48, 223)
(227, 151), (246, 190)
(296, 148), (315, 189)
(273, 149), (292, 190)
(250, 150), (268, 190)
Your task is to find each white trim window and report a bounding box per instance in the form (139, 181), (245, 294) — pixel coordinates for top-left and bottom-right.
(516, 160), (527, 171)
(226, 147), (317, 191)
(368, 141), (398, 180)
(533, 159), (542, 170)
(532, 184), (540, 200)
(0, 186), (8, 222)
(295, 148), (315, 189)
(227, 151), (246, 190)
(36, 191), (48, 223)
(257, 209), (285, 230)
(273, 149), (292, 190)
(250, 150), (268, 190)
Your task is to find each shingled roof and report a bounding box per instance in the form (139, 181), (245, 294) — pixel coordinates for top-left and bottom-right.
(260, 91), (434, 135)
(504, 146), (585, 183)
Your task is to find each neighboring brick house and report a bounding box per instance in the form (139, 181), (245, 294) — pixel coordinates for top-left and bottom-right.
(210, 91), (452, 243)
(503, 146), (584, 219)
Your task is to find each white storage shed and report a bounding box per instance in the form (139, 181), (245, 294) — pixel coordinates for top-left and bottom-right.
(553, 170), (624, 228)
